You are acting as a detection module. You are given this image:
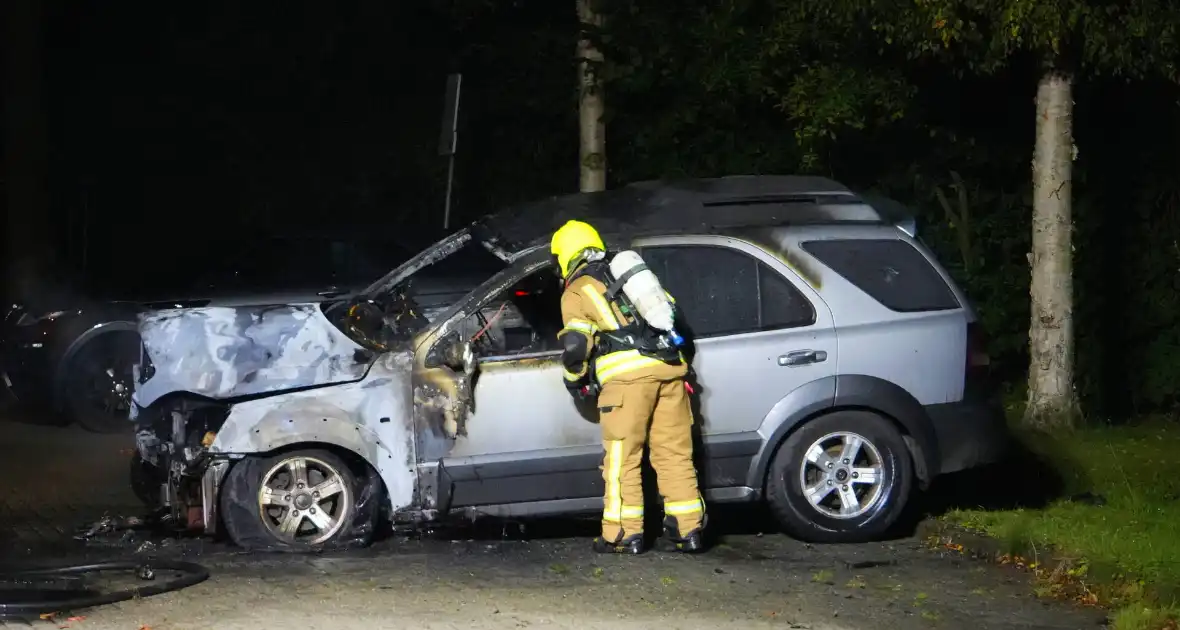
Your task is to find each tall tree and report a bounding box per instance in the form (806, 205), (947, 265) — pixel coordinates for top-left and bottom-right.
(576, 0), (607, 192)
(1027, 70), (1075, 429)
(899, 0), (1178, 429)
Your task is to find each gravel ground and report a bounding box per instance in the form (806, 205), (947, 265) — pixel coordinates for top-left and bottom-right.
(0, 412), (1107, 630)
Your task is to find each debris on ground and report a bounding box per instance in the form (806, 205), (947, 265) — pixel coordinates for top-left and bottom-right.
(74, 514), (146, 541)
(72, 511), (187, 554)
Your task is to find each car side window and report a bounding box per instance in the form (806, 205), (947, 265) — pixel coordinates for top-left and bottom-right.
(800, 239), (961, 312)
(456, 264), (566, 359)
(639, 244), (815, 338)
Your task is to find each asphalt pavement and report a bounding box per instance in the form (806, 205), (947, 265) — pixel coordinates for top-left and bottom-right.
(0, 410), (1107, 629)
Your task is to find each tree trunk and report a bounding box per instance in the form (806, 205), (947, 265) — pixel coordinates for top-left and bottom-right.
(1024, 71), (1078, 430)
(1, 0), (50, 300)
(576, 0), (606, 193)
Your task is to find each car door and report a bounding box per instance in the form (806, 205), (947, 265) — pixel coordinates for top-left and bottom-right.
(635, 236), (839, 440)
(426, 253), (606, 512)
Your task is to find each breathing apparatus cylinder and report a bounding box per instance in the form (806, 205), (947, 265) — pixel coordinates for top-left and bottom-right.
(608, 250), (684, 346)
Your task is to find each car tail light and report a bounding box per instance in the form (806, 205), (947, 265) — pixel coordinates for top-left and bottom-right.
(966, 321), (990, 371)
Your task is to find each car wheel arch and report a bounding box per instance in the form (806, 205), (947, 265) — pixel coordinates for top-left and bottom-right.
(831, 374), (940, 488)
(746, 374), (938, 494)
(51, 319), (140, 411)
(219, 441), (388, 516)
(211, 408), (412, 516)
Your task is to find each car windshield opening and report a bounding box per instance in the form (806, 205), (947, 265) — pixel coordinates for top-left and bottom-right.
(323, 239), (511, 351)
(395, 240), (511, 324)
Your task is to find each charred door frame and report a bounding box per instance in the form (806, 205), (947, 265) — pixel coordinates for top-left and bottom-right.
(410, 251), (556, 517)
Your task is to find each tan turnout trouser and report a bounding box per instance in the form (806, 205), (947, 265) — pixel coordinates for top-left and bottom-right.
(596, 377), (705, 541)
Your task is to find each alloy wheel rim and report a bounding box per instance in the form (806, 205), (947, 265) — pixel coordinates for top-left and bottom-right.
(258, 456), (352, 545)
(797, 431), (887, 520)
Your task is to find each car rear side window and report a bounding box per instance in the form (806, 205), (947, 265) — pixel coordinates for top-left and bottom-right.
(639, 245), (815, 338)
(800, 239), (960, 312)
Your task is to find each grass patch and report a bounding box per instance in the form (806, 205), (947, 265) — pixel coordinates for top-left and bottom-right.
(942, 418), (1180, 629)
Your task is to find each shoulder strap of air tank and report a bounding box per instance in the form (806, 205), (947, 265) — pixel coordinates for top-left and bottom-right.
(604, 258), (649, 299)
(569, 259), (612, 287)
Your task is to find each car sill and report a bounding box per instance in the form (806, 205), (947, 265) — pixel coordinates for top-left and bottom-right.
(450, 486), (754, 519)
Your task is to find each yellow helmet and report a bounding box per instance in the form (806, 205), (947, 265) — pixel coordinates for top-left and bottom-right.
(550, 220), (605, 278)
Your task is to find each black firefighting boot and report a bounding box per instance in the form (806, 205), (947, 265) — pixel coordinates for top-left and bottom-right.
(592, 531), (645, 555)
(658, 514), (707, 553)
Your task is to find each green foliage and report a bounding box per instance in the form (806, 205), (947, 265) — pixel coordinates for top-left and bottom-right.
(842, 0), (1180, 76)
(597, 1), (930, 175)
(777, 64), (913, 170)
(945, 420), (1180, 626)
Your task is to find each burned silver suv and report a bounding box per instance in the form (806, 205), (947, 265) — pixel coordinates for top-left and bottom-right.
(129, 175), (1006, 551)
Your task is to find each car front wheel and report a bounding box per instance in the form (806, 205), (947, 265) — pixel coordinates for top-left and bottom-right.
(765, 410), (913, 543)
(219, 449), (379, 552)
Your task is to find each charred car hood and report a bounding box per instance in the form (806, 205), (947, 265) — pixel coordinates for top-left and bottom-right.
(132, 303), (377, 410)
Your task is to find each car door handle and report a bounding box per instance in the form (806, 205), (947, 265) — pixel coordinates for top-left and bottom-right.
(317, 288), (345, 298)
(778, 349), (827, 367)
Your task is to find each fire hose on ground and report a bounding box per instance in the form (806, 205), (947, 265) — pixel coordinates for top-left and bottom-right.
(0, 560), (210, 619)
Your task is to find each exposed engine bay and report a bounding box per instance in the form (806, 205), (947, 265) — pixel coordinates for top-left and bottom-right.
(132, 398), (233, 532)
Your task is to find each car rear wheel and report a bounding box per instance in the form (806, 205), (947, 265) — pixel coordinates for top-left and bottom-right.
(219, 449), (379, 552)
(64, 331), (140, 434)
(765, 410), (913, 543)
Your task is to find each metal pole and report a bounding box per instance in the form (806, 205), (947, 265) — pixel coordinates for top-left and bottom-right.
(80, 190), (89, 281)
(443, 153), (456, 230)
(438, 73), (462, 232)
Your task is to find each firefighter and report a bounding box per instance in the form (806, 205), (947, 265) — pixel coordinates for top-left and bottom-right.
(551, 219), (706, 554)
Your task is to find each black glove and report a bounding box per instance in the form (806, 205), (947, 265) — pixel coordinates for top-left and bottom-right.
(566, 380), (598, 403)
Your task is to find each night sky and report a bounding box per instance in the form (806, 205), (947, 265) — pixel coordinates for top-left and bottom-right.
(4, 1), (578, 299)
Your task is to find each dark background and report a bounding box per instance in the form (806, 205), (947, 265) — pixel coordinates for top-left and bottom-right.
(4, 0), (1180, 421)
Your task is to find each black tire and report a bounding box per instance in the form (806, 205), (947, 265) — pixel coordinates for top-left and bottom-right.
(129, 451), (165, 509)
(63, 331), (140, 434)
(765, 410), (913, 544)
(218, 448), (381, 552)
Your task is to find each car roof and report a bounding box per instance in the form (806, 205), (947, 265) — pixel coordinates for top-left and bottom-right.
(474, 175), (911, 252)
(362, 175), (917, 297)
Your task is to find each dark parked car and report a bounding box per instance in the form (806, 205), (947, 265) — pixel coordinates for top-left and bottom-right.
(0, 231), (481, 433)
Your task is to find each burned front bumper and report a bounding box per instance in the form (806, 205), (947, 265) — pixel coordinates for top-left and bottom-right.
(133, 398), (236, 534)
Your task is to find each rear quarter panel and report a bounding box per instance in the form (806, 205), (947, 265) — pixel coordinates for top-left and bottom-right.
(775, 226), (968, 406)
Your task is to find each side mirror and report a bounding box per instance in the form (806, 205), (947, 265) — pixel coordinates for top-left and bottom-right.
(425, 331), (474, 374)
(422, 330), (478, 439)
(446, 337), (475, 375)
